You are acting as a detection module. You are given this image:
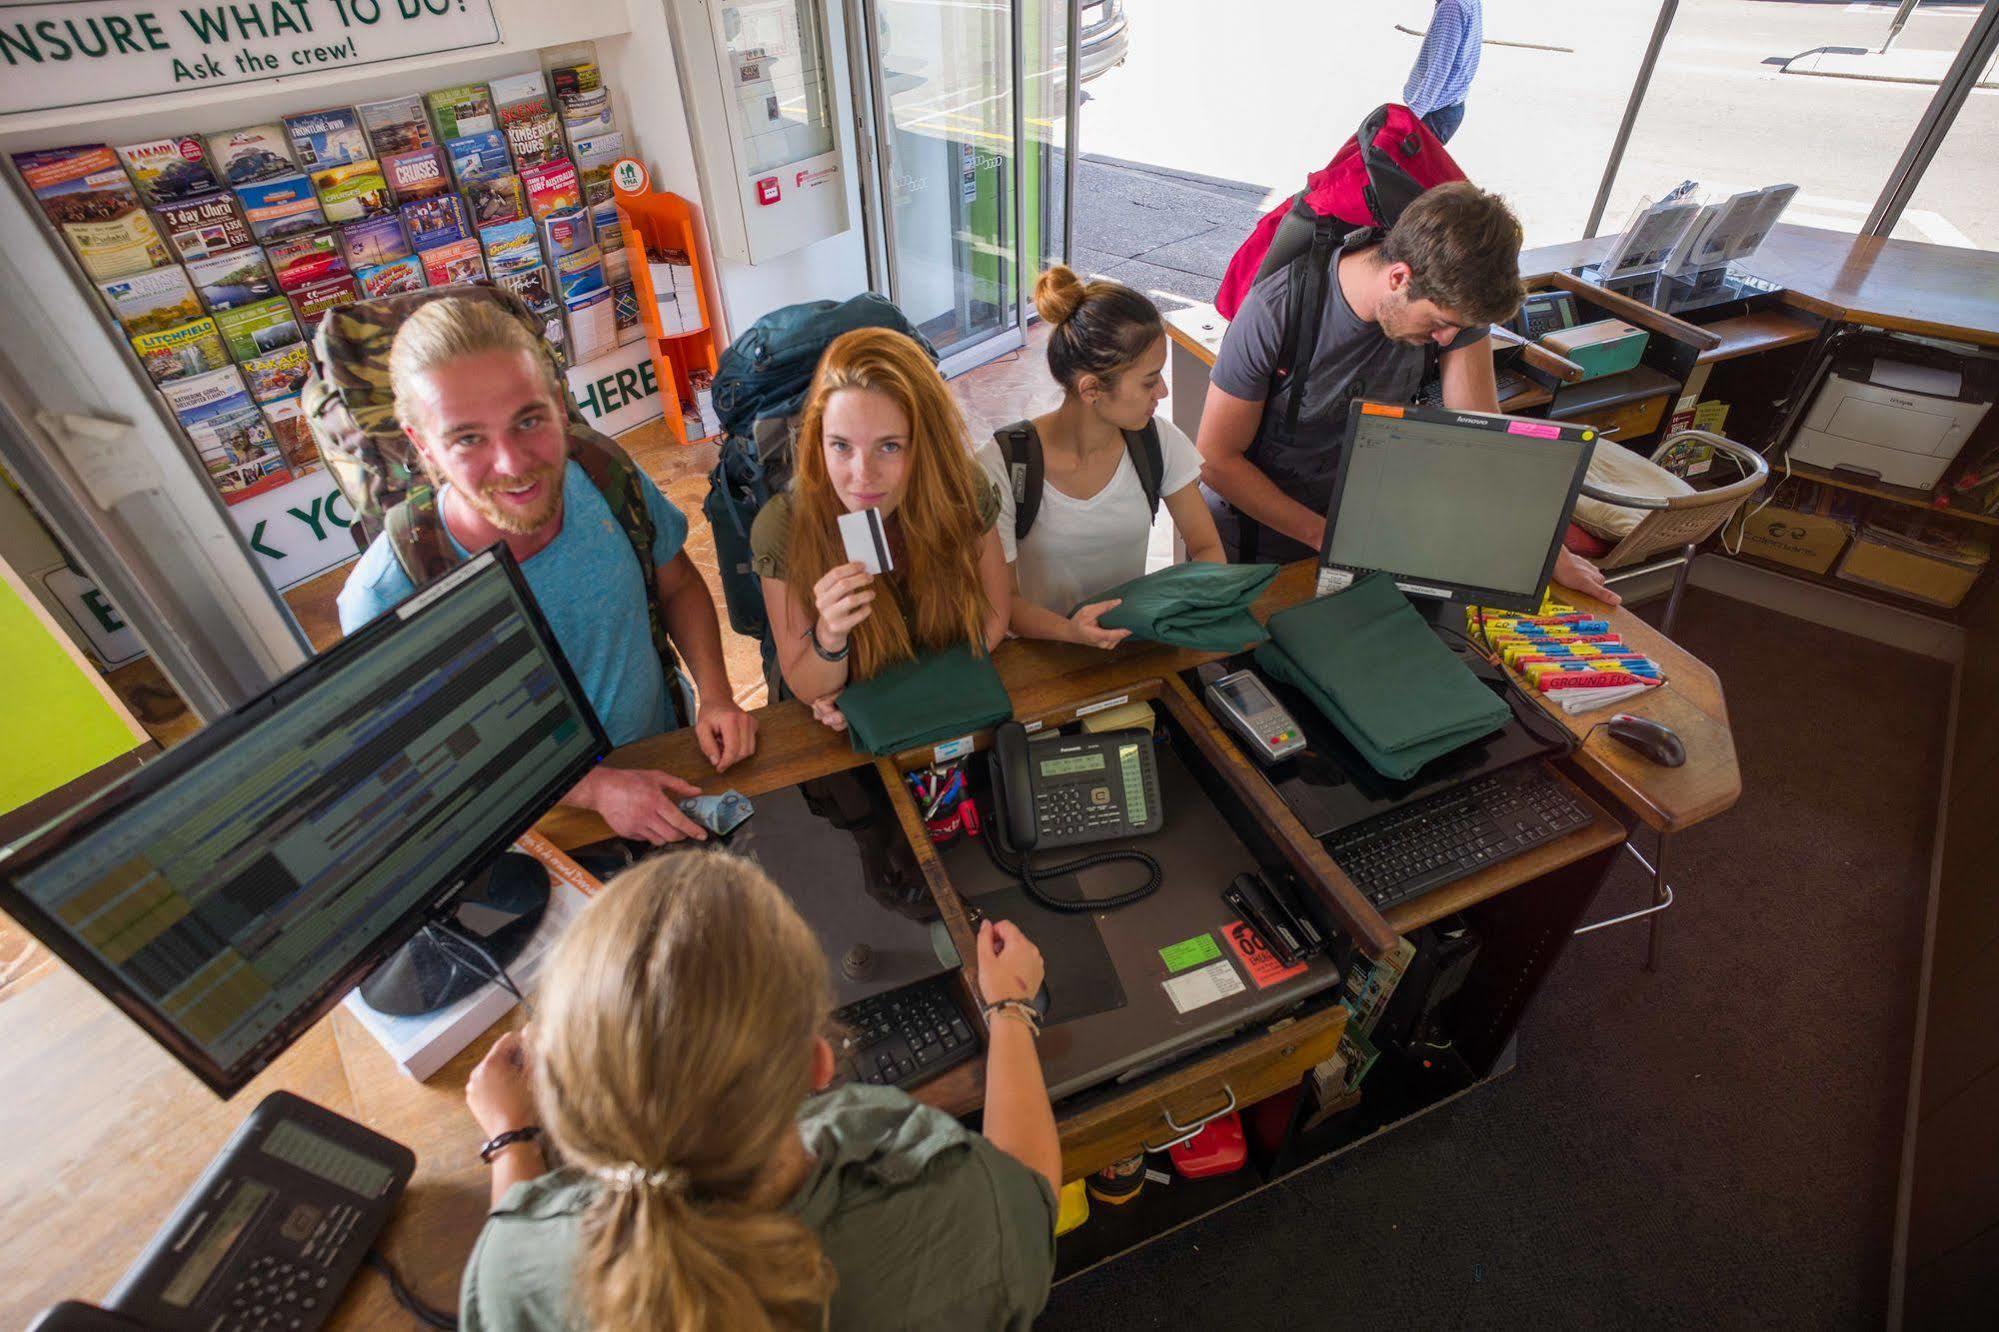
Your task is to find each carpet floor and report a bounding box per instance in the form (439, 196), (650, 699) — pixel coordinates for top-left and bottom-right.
(1039, 587), (1951, 1328)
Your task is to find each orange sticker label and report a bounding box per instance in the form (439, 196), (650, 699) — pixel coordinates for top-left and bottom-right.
(1222, 919), (1307, 989)
(1359, 402), (1404, 418)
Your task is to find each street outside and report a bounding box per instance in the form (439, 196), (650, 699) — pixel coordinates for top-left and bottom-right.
(1071, 0), (1995, 307)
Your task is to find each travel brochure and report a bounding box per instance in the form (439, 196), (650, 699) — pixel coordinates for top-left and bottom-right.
(14, 59), (649, 511)
(154, 193), (254, 262)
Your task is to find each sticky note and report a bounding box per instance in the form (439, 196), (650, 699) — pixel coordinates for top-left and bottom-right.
(1159, 933), (1222, 973)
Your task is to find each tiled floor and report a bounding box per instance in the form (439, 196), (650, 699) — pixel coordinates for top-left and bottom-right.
(271, 332), (1071, 722)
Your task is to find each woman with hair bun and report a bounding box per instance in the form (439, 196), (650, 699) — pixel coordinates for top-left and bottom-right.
(458, 849), (1060, 1331)
(975, 266), (1225, 649)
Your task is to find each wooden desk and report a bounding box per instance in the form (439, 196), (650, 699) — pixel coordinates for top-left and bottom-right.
(0, 564), (1735, 1328)
(1521, 223), (1999, 349)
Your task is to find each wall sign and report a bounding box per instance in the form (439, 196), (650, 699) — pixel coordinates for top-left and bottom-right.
(228, 469), (361, 592)
(1, 0), (502, 116)
(39, 565), (148, 667)
(566, 339), (665, 437)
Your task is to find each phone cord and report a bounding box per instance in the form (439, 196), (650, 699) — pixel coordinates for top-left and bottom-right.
(979, 830), (1162, 913)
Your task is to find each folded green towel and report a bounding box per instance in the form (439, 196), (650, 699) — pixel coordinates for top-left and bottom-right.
(1256, 573), (1509, 780)
(836, 643), (1014, 756)
(1087, 561), (1280, 653)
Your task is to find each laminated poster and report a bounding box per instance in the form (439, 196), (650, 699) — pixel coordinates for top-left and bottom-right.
(155, 192), (255, 262)
(116, 137), (219, 206)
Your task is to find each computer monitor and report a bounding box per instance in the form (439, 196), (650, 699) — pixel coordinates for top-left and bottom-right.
(1318, 401), (1597, 614)
(0, 548), (607, 1097)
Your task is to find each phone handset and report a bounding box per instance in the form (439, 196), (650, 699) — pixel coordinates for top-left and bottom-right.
(990, 720), (1038, 853)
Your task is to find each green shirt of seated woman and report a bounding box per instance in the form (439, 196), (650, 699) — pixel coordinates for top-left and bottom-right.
(749, 327), (1012, 733)
(458, 850), (1061, 1332)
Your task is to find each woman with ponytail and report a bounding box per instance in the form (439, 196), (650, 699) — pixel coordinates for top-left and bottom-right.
(750, 327), (1012, 726)
(459, 850), (1060, 1331)
(974, 267), (1225, 649)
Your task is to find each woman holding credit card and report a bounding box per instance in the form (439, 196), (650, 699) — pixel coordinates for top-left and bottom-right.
(975, 267), (1226, 649)
(752, 328), (1011, 725)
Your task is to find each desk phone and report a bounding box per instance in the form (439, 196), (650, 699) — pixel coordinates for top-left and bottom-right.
(1511, 290), (1580, 341)
(102, 1091), (412, 1332)
(991, 723), (1163, 852)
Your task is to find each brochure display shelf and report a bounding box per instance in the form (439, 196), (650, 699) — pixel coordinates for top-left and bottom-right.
(614, 181), (720, 446)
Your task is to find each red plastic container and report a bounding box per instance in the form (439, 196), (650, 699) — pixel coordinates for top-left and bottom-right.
(1168, 1110), (1247, 1178)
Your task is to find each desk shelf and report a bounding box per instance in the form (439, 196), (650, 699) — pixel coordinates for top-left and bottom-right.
(1693, 310), (1820, 365)
(1711, 548), (1971, 623)
(1786, 459), (1999, 529)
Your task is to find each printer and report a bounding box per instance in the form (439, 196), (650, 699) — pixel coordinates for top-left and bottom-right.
(1789, 334), (1996, 490)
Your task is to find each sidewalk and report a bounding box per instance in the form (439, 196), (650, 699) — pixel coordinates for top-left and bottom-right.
(1072, 154), (1269, 310)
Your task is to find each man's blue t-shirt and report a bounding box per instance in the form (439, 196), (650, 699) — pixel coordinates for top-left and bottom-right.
(336, 461), (688, 747)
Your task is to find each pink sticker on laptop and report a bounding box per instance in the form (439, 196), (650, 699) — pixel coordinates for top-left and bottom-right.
(1507, 421), (1563, 438)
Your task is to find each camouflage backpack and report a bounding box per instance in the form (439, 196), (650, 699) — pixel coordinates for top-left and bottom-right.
(302, 284), (687, 725)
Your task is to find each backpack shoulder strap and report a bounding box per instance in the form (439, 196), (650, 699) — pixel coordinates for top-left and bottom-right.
(995, 418), (1043, 541)
(1124, 419), (1165, 519)
(1269, 217), (1341, 450)
(384, 482), (457, 589)
(568, 433), (690, 727)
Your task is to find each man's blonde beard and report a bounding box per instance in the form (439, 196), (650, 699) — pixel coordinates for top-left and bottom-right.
(466, 466), (564, 534)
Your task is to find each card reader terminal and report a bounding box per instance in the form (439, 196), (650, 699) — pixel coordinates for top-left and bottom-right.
(1204, 669), (1306, 764)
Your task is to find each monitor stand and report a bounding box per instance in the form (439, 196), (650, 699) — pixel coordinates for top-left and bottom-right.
(1406, 592), (1506, 684)
(357, 851), (550, 1017)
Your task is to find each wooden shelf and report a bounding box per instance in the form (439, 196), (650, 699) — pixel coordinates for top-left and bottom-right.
(1713, 548), (1969, 622)
(1694, 310), (1820, 364)
(1498, 383), (1554, 413)
(1787, 458), (1999, 528)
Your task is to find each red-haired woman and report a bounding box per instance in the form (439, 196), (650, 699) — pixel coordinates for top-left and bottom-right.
(752, 328), (1011, 728)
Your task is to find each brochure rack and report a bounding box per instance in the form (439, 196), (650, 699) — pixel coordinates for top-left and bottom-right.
(613, 164), (721, 445)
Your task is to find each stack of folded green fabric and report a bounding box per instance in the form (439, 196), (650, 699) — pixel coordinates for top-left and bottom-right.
(835, 643), (1015, 756)
(1254, 573), (1509, 780)
(1089, 561), (1280, 652)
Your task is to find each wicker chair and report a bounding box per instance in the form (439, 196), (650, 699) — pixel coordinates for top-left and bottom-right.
(1568, 429), (1766, 970)
(1578, 429), (1770, 638)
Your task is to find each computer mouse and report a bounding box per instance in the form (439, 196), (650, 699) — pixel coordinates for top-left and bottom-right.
(1604, 713), (1685, 768)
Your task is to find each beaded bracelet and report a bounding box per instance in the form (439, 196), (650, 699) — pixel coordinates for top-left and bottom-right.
(983, 997), (1041, 1038)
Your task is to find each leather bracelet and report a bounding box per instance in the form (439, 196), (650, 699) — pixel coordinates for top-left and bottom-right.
(809, 625), (850, 662)
(982, 997), (1041, 1038)
(479, 1125), (543, 1164)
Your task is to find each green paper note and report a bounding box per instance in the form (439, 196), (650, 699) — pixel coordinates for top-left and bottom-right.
(1160, 933), (1222, 973)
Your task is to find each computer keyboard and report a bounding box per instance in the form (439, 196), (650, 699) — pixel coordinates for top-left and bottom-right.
(835, 972), (980, 1089)
(1324, 765), (1593, 912)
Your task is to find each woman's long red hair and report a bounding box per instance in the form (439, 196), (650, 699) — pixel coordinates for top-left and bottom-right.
(786, 328), (991, 679)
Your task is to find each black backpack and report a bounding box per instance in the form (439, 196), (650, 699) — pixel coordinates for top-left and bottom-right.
(703, 293), (935, 657)
(991, 417), (1165, 541)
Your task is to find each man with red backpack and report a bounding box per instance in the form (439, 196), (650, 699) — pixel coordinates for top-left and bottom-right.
(1196, 181), (1617, 603)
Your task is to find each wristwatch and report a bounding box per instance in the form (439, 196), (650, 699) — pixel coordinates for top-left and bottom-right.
(479, 1125), (544, 1164)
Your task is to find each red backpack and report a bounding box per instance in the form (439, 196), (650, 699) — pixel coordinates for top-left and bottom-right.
(1216, 104), (1465, 320)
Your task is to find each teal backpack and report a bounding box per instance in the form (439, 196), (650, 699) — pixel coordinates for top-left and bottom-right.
(703, 293), (936, 657)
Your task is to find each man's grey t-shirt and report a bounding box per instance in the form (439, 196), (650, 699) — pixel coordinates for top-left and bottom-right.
(1208, 245), (1488, 559)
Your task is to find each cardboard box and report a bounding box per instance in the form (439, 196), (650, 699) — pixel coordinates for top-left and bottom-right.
(1836, 528), (1989, 608)
(1724, 502), (1852, 575)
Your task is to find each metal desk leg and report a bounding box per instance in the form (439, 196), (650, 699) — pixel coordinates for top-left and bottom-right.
(1573, 830), (1677, 972)
(1660, 544), (1697, 639)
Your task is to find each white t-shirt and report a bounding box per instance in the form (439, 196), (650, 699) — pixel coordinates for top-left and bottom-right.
(974, 414), (1203, 615)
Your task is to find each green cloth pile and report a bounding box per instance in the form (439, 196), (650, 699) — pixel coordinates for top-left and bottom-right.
(1254, 573), (1509, 780)
(836, 643), (1014, 755)
(1088, 561), (1280, 652)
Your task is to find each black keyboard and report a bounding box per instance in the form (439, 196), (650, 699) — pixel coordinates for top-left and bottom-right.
(1324, 765), (1593, 912)
(835, 972), (979, 1089)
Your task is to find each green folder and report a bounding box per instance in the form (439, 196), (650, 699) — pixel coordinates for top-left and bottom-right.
(1088, 561), (1280, 652)
(1255, 573), (1509, 780)
(835, 643), (1014, 756)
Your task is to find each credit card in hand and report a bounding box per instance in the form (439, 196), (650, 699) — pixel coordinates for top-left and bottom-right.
(837, 508), (892, 574)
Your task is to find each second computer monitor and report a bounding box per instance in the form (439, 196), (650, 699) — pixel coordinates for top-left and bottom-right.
(1320, 401), (1597, 613)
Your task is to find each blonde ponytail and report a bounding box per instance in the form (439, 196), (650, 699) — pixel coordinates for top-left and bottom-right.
(534, 851), (839, 1331)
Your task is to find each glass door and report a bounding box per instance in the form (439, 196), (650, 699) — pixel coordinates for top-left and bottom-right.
(853, 0), (1074, 374)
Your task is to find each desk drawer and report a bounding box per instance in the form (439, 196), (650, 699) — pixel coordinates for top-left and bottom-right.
(1556, 392), (1668, 442)
(1056, 1003), (1346, 1181)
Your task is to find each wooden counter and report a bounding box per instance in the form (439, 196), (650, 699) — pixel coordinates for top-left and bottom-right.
(0, 561), (1734, 1329)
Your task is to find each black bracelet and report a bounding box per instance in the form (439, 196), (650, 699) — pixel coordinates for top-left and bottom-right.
(809, 625), (850, 662)
(479, 1125), (543, 1164)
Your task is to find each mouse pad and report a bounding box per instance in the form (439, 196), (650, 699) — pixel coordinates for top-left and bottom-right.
(965, 883), (1126, 1028)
